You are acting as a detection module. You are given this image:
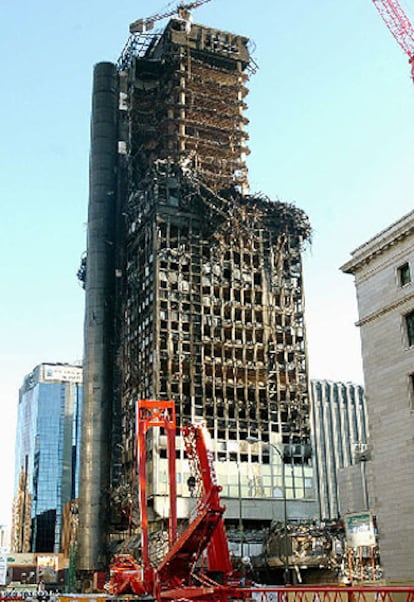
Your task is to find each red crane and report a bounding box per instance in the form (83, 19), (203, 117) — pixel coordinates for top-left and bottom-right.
(371, 0), (414, 80)
(108, 399), (234, 600)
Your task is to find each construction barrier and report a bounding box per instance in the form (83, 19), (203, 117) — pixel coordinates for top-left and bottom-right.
(2, 587), (414, 602)
(236, 586), (414, 602)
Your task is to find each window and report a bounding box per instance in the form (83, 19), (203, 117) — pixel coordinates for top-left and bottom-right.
(409, 373), (414, 410)
(398, 262), (411, 287)
(405, 310), (414, 346)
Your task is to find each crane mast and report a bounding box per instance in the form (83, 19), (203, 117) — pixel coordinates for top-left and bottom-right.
(108, 400), (234, 598)
(372, 0), (414, 80)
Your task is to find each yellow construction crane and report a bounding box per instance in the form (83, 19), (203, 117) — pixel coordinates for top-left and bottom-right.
(129, 0), (213, 33)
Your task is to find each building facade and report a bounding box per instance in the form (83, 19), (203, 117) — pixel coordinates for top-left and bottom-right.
(310, 380), (368, 521)
(0, 526), (10, 551)
(11, 363), (82, 554)
(79, 17), (317, 572)
(341, 210), (414, 582)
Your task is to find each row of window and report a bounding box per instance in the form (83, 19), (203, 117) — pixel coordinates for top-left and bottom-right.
(398, 262), (411, 287)
(399, 261), (414, 408)
(406, 310), (414, 347)
(399, 262), (414, 350)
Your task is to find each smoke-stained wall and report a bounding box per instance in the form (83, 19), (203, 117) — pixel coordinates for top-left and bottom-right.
(78, 62), (118, 571)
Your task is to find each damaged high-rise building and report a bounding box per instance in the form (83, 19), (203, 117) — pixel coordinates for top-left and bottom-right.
(78, 14), (316, 574)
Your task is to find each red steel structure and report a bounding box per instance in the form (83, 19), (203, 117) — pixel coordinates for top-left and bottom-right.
(108, 400), (414, 602)
(2, 587), (414, 602)
(180, 423), (233, 579)
(158, 422), (234, 593)
(372, 0), (414, 79)
(136, 400), (178, 590)
(109, 400), (177, 595)
(109, 399), (235, 599)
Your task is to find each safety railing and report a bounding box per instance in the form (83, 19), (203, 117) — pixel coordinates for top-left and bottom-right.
(3, 586), (414, 602)
(233, 586), (414, 602)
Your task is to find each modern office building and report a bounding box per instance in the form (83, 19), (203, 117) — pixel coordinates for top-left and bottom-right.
(11, 363), (82, 554)
(342, 209), (414, 582)
(79, 15), (317, 572)
(310, 380), (368, 521)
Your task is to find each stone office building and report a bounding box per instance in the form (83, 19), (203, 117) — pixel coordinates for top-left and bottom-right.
(342, 210), (414, 582)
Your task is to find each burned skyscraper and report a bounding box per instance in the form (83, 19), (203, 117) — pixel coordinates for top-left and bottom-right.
(78, 13), (315, 573)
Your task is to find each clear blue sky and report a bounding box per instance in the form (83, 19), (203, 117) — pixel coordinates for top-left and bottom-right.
(1, 0), (414, 526)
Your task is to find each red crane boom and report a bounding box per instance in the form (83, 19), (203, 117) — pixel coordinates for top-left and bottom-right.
(372, 0), (414, 79)
(108, 400), (235, 599)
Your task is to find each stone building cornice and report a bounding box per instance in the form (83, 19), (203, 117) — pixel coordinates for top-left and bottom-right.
(341, 210), (414, 275)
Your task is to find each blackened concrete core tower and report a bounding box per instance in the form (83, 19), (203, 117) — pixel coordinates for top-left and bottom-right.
(78, 62), (118, 571)
(79, 17), (315, 573)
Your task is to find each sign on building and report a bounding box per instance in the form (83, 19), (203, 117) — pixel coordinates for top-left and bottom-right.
(37, 555), (58, 584)
(41, 364), (82, 384)
(344, 512), (376, 547)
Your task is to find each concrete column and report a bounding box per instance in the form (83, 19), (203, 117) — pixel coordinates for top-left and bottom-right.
(78, 61), (118, 572)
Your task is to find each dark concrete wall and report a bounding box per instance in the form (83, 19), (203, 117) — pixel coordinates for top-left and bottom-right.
(78, 61), (118, 571)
